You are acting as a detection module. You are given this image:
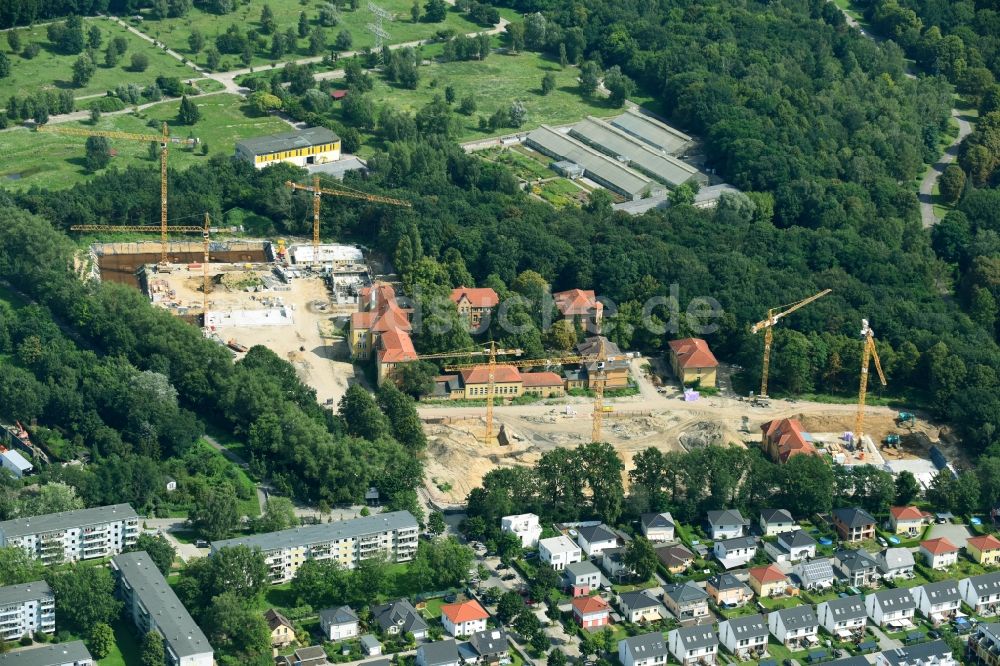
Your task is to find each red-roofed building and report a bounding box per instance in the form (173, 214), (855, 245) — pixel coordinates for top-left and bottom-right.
(349, 282), (418, 384)
(748, 564), (789, 598)
(667, 338), (719, 388)
(460, 365), (523, 400)
(571, 596), (610, 629)
(521, 371), (565, 397)
(920, 538), (959, 569)
(450, 287), (499, 329)
(330, 89), (348, 100)
(553, 289), (603, 333)
(760, 418), (818, 464)
(888, 506), (931, 536)
(967, 534), (1000, 566)
(441, 600), (488, 637)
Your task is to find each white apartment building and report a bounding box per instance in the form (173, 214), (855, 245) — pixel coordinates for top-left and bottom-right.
(501, 514), (542, 548)
(0, 640), (94, 665)
(112, 552), (214, 666)
(0, 504), (139, 563)
(0, 581), (54, 641)
(211, 511), (419, 583)
(538, 536), (583, 571)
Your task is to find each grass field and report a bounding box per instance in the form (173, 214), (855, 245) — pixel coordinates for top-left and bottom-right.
(0, 93), (289, 191)
(0, 18), (196, 102)
(133, 0), (491, 70)
(335, 47), (625, 144)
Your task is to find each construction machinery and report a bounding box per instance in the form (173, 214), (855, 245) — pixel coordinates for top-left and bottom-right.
(854, 318), (887, 445)
(750, 289), (832, 398)
(285, 176), (411, 268)
(896, 411), (916, 428)
(38, 123), (199, 266)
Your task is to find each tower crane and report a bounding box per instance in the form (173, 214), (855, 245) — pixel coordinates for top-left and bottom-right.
(854, 318), (887, 446)
(285, 176), (411, 268)
(37, 123), (199, 266)
(749, 289), (832, 398)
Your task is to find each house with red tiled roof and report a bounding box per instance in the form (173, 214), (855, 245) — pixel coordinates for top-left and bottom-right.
(888, 506), (931, 536)
(760, 418), (818, 464)
(968, 534), (1000, 566)
(441, 600), (488, 637)
(920, 538), (959, 569)
(572, 596), (610, 630)
(748, 564), (790, 598)
(553, 289), (603, 333)
(377, 328), (418, 380)
(521, 371), (565, 398)
(667, 338), (718, 388)
(348, 282), (419, 384)
(450, 287), (499, 329)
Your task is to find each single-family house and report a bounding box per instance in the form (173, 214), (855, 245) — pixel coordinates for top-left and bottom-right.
(759, 509), (797, 536)
(832, 508), (877, 543)
(667, 338), (719, 388)
(619, 632), (669, 666)
(835, 549), (881, 588)
(576, 524), (619, 558)
(500, 514), (542, 549)
(817, 596), (867, 639)
(449, 287), (499, 329)
(618, 592), (663, 624)
(417, 640), (461, 666)
(967, 534), (1000, 566)
(668, 626), (719, 666)
(601, 547), (633, 581)
(765, 529), (818, 564)
(919, 538), (959, 570)
(718, 614), (768, 661)
(655, 544), (694, 575)
(960, 572), (1000, 615)
(888, 507), (930, 537)
(768, 606), (819, 649)
(372, 599), (428, 639)
(320, 606), (359, 642)
(641, 513), (676, 543)
(878, 548), (916, 580)
(968, 624), (1000, 666)
(360, 635), (382, 656)
(662, 582), (710, 621)
(865, 588), (917, 628)
(706, 573), (752, 608)
(563, 561), (602, 597)
(760, 418), (818, 464)
(910, 580), (961, 624)
(794, 557), (836, 590)
(462, 629), (510, 666)
(275, 645), (328, 666)
(265, 608), (296, 648)
(571, 595), (610, 630)
(874, 640), (956, 666)
(706, 510), (748, 540)
(441, 601), (489, 637)
(713, 536), (758, 569)
(538, 536), (582, 571)
(749, 564), (789, 598)
(553, 289), (603, 333)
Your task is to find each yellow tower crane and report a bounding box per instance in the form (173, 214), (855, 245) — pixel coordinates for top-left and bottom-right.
(285, 176), (411, 267)
(38, 123), (199, 266)
(70, 218), (213, 317)
(749, 289), (832, 398)
(854, 318), (887, 446)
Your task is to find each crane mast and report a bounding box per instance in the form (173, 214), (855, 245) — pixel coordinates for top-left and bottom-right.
(750, 289), (832, 397)
(854, 318), (887, 445)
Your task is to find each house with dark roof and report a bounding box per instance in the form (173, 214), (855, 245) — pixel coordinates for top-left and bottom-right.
(618, 591), (663, 624)
(576, 524), (619, 557)
(968, 623), (1000, 666)
(601, 547), (633, 581)
(662, 582), (709, 620)
(372, 599), (428, 639)
(874, 640), (955, 666)
(713, 536), (757, 569)
(563, 561), (602, 596)
(655, 544), (694, 575)
(667, 338), (719, 388)
(461, 629), (510, 666)
(718, 614), (768, 660)
(878, 548), (916, 579)
(360, 635), (382, 656)
(320, 606), (358, 641)
(817, 596), (867, 638)
(235, 126), (341, 169)
(619, 632), (669, 666)
(276, 645), (328, 666)
(909, 580), (961, 623)
(417, 640), (461, 666)
(835, 548), (881, 588)
(759, 509), (797, 536)
(865, 588), (917, 627)
(960, 572), (1000, 615)
(793, 557), (836, 590)
(574, 337), (630, 389)
(768, 606), (819, 648)
(760, 418), (818, 464)
(832, 508), (877, 542)
(641, 512), (675, 542)
(705, 510), (748, 540)
(0, 640), (94, 666)
(764, 529), (817, 563)
(706, 573), (752, 608)
(668, 626), (718, 665)
(265, 608), (296, 648)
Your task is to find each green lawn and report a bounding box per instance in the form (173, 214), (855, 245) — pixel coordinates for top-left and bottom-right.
(535, 178), (587, 208)
(0, 18), (196, 102)
(334, 48), (629, 144)
(132, 0), (491, 71)
(0, 93), (289, 191)
(99, 619), (144, 666)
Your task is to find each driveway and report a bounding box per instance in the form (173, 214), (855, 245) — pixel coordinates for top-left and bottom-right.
(142, 517), (207, 562)
(927, 523), (973, 548)
(868, 624), (902, 651)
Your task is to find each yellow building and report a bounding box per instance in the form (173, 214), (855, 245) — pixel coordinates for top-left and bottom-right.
(668, 337), (719, 387)
(265, 609), (296, 649)
(749, 564), (790, 598)
(235, 127), (341, 169)
(968, 535), (1000, 565)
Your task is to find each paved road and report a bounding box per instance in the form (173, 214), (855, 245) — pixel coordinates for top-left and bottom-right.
(919, 108), (974, 227)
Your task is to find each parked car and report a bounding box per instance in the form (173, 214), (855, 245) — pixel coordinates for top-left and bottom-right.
(195, 539), (209, 548)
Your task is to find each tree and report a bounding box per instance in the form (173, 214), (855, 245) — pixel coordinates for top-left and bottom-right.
(585, 188), (614, 216)
(458, 95), (476, 115)
(445, 85), (456, 104)
(0, 547), (45, 586)
(524, 13), (547, 49)
(18, 482), (83, 516)
(513, 606), (541, 638)
(89, 105), (101, 123)
(47, 565), (122, 633)
(509, 100), (527, 127)
(395, 360), (437, 398)
(780, 454), (834, 516)
(249, 91), (282, 114)
(530, 563), (560, 596)
(87, 25), (103, 50)
(895, 471), (921, 505)
(260, 4), (277, 33)
(189, 29), (205, 53)
(603, 65), (635, 106)
(129, 534), (176, 575)
(178, 95), (201, 125)
(140, 631), (165, 666)
(548, 649), (567, 666)
(496, 590), (523, 623)
(334, 29), (353, 51)
(506, 22), (525, 53)
(308, 26), (326, 55)
(939, 165), (966, 203)
(558, 42), (568, 68)
(579, 61), (600, 95)
(298, 12), (310, 38)
(88, 622), (114, 660)
(56, 16), (85, 54)
(189, 485), (240, 540)
(424, 0), (447, 22)
(411, 0), (421, 22)
(131, 52), (150, 72)
(8, 30), (21, 53)
(623, 536), (657, 581)
(254, 497), (298, 533)
(0, 52), (9, 78)
(204, 591), (272, 662)
(541, 72), (556, 95)
(670, 183), (696, 206)
(72, 54), (96, 87)
(427, 511), (446, 535)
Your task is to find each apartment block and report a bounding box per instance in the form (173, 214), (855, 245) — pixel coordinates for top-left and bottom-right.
(211, 511), (419, 583)
(0, 581), (54, 641)
(112, 552), (213, 666)
(0, 640), (93, 666)
(0, 504), (139, 563)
